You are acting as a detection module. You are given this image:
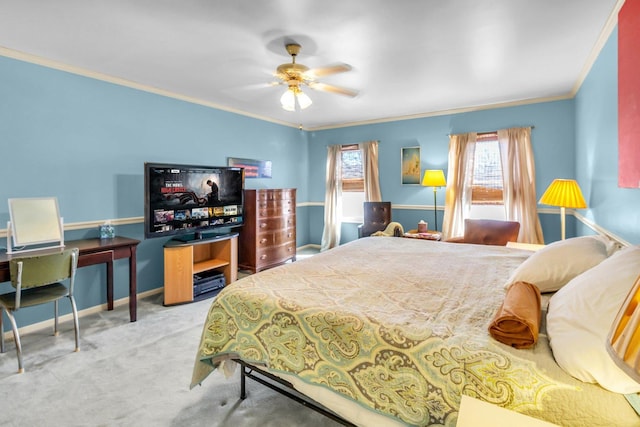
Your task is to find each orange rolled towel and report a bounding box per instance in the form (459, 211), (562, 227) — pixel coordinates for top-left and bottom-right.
(488, 281), (541, 349)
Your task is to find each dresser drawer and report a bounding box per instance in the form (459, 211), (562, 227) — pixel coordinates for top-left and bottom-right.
(257, 215), (296, 231)
(257, 198), (295, 217)
(256, 228), (296, 248)
(256, 189), (295, 201)
(256, 242), (296, 268)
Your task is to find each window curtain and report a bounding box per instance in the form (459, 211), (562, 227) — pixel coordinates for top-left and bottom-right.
(497, 127), (544, 244)
(359, 140), (382, 202)
(442, 133), (476, 239)
(320, 145), (343, 251)
(321, 141), (381, 251)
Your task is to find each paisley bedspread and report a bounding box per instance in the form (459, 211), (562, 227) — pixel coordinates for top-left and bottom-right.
(191, 237), (639, 426)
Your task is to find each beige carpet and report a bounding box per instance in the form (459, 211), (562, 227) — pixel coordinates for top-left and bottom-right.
(0, 283), (342, 427)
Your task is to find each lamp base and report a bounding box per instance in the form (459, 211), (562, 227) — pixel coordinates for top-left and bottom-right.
(433, 188), (438, 232)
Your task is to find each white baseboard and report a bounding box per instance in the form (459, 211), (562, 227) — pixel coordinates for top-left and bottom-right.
(297, 244), (321, 251)
(1, 287), (162, 341)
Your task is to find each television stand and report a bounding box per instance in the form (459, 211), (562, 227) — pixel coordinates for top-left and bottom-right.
(163, 233), (238, 305)
(172, 230), (235, 243)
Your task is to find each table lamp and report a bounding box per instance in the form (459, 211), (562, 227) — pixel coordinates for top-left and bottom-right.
(608, 274), (640, 383)
(422, 169), (447, 231)
(538, 179), (586, 240)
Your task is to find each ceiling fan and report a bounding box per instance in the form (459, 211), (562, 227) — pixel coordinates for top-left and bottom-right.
(274, 43), (358, 111)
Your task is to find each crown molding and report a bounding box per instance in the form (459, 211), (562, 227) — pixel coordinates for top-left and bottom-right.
(0, 44), (573, 133)
(570, 0), (625, 96)
(0, 46), (300, 130)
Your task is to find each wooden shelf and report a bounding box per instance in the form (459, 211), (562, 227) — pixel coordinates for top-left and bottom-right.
(194, 258), (229, 274)
(163, 234), (238, 305)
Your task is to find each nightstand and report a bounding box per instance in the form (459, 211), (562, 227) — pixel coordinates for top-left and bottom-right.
(506, 241), (546, 251)
(403, 229), (442, 241)
(457, 395), (558, 427)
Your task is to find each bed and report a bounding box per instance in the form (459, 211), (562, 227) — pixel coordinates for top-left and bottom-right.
(191, 236), (640, 426)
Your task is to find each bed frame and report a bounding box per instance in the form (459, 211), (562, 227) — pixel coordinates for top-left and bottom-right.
(236, 360), (355, 426)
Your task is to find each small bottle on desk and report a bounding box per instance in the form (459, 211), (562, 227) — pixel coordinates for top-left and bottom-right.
(100, 221), (115, 239)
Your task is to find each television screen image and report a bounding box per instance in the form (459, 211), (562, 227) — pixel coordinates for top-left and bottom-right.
(174, 210), (190, 221)
(144, 162), (245, 240)
(191, 207), (209, 219)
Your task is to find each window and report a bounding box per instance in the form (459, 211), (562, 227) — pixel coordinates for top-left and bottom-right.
(341, 145), (364, 192)
(471, 133), (503, 205)
(340, 145), (365, 222)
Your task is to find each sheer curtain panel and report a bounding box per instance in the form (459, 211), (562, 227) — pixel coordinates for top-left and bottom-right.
(360, 140), (382, 202)
(442, 133), (476, 239)
(321, 141), (381, 251)
(498, 127), (544, 244)
(320, 145), (342, 251)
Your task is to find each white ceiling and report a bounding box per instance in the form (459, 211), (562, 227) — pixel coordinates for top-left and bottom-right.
(0, 0), (622, 130)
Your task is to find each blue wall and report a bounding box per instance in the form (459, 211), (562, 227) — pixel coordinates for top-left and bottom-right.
(307, 100), (576, 244)
(0, 56), (309, 326)
(1, 23), (638, 329)
(575, 27), (640, 244)
(306, 27), (639, 247)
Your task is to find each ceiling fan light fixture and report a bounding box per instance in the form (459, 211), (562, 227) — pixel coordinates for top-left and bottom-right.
(297, 89), (312, 110)
(280, 88), (296, 111)
(280, 86), (312, 112)
(274, 42), (355, 111)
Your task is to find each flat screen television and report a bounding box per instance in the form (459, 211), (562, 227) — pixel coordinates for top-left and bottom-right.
(144, 162), (244, 241)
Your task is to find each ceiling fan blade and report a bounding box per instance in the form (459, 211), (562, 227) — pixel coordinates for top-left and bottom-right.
(305, 63), (352, 78)
(308, 82), (358, 97)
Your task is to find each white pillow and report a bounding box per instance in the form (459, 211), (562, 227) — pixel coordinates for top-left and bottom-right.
(506, 235), (610, 292)
(546, 246), (640, 393)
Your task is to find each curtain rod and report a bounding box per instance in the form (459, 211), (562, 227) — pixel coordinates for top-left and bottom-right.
(447, 126), (534, 136)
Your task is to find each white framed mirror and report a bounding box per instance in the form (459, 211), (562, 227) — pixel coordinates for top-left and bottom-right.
(7, 197), (64, 253)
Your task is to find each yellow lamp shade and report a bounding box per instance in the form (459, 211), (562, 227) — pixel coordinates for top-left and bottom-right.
(422, 170), (446, 187)
(539, 179), (587, 209)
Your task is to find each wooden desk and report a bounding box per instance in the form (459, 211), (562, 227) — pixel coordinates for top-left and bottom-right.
(0, 236), (140, 322)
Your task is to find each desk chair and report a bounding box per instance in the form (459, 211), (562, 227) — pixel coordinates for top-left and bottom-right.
(358, 201), (392, 238)
(446, 219), (521, 246)
(0, 248), (80, 373)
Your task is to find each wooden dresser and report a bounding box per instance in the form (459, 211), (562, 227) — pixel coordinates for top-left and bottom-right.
(238, 188), (296, 273)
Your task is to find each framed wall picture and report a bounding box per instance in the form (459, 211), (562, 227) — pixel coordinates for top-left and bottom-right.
(401, 146), (421, 185)
(227, 157), (272, 179)
(618, 0), (640, 188)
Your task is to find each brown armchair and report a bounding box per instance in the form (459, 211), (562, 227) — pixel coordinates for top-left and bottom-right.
(446, 219), (520, 246)
(358, 202), (392, 238)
